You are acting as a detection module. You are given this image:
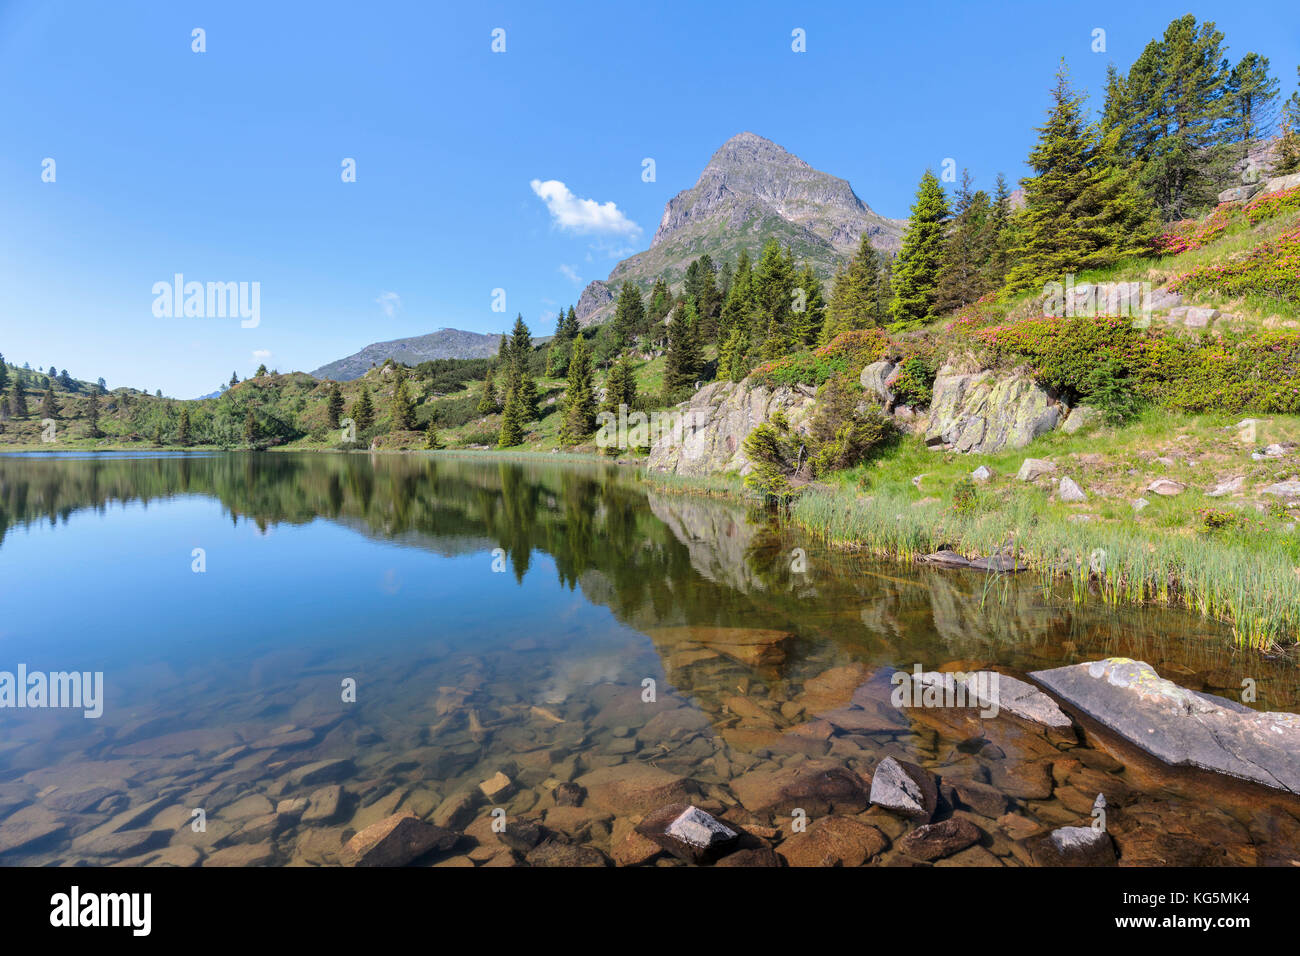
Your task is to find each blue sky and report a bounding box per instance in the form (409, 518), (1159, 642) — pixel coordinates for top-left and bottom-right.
(1, 1), (1296, 397)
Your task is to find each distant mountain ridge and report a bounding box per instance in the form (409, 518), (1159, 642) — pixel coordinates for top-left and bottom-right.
(576, 132), (907, 325)
(311, 328), (500, 381)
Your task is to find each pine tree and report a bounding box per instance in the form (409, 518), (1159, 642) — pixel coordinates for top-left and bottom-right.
(559, 337), (597, 446)
(791, 264), (825, 346)
(178, 405), (192, 446)
(509, 315), (539, 419)
(664, 303), (702, 396)
(1277, 67), (1300, 174)
(1122, 16), (1234, 218)
(719, 327), (750, 383)
(352, 385), (374, 430)
(255, 363), (268, 377)
(612, 283), (645, 348)
(39, 386), (58, 420)
(1226, 53), (1279, 148)
(601, 351), (637, 414)
(890, 170), (951, 326)
(0, 355), (7, 391)
(647, 278), (673, 326)
(753, 239), (797, 355)
(497, 385), (526, 447)
(935, 169), (995, 314)
(719, 248), (756, 342)
(423, 419), (443, 450)
(86, 390), (102, 438)
(229, 371), (239, 388)
(326, 383), (344, 428)
(391, 378), (416, 430)
(982, 173), (1014, 289)
(477, 366), (499, 414)
(824, 233), (886, 341)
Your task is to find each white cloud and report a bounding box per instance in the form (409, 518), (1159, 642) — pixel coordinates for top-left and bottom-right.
(375, 291), (402, 317)
(558, 264), (582, 284)
(251, 349), (271, 364)
(529, 179), (641, 237)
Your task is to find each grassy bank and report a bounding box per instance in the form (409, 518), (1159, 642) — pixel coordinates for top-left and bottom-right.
(642, 410), (1300, 652)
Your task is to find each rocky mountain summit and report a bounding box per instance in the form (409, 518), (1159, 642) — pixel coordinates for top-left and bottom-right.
(577, 132), (905, 325)
(311, 329), (500, 381)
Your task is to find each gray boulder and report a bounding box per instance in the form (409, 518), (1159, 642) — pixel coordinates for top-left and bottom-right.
(1030, 658), (1300, 795)
(868, 757), (938, 821)
(860, 360), (897, 406)
(1058, 476), (1087, 502)
(1016, 458), (1057, 481)
(925, 366), (1061, 454)
(1060, 406), (1100, 434)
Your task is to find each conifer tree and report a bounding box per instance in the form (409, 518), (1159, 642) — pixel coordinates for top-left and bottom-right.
(86, 389), (102, 438)
(647, 278), (673, 325)
(391, 377), (416, 430)
(823, 233), (886, 341)
(178, 405), (192, 446)
(559, 337), (597, 446)
(601, 352), (637, 415)
(719, 327), (750, 383)
(1277, 68), (1300, 174)
(326, 383), (344, 428)
(935, 169), (994, 314)
(664, 303), (703, 396)
(509, 315), (539, 420)
(497, 381), (526, 447)
(423, 419), (443, 450)
(39, 386), (58, 420)
(890, 170), (951, 327)
(0, 355), (8, 391)
(982, 173), (1014, 289)
(352, 385), (374, 431)
(719, 248), (756, 342)
(791, 264), (825, 346)
(477, 365), (499, 414)
(229, 371), (239, 388)
(612, 283), (645, 348)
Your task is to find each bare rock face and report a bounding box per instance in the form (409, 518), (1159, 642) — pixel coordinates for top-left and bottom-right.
(924, 366), (1062, 454)
(646, 380), (817, 476)
(1030, 658), (1300, 795)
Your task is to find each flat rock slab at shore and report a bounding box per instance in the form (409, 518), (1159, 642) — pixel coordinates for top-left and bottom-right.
(1030, 658), (1300, 795)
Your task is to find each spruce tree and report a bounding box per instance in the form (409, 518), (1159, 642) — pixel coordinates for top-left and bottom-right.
(559, 336), (597, 446)
(719, 249), (756, 342)
(601, 352), (637, 414)
(612, 282), (645, 348)
(391, 378), (416, 430)
(352, 385), (374, 430)
(229, 371), (239, 388)
(0, 355), (7, 391)
(509, 315), (539, 419)
(497, 384), (526, 447)
(39, 386), (58, 420)
(86, 390), (102, 438)
(647, 278), (672, 325)
(664, 303), (702, 396)
(719, 327), (750, 383)
(1277, 67), (1300, 174)
(326, 383), (344, 428)
(982, 173), (1014, 289)
(824, 233), (885, 341)
(934, 169), (994, 314)
(477, 366), (499, 414)
(791, 264), (825, 346)
(423, 419), (443, 450)
(753, 239), (796, 355)
(890, 170), (951, 327)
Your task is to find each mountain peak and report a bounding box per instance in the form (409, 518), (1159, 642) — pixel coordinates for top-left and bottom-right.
(574, 132), (906, 326)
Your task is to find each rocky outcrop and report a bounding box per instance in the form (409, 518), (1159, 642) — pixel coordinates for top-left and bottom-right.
(924, 366), (1062, 454)
(645, 380), (817, 476)
(1030, 658), (1300, 795)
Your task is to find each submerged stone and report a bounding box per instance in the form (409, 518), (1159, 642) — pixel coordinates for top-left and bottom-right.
(868, 757), (938, 821)
(1031, 658), (1300, 795)
(635, 803), (740, 865)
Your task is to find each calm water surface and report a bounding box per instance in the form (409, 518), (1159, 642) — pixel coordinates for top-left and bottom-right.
(1, 451), (1298, 866)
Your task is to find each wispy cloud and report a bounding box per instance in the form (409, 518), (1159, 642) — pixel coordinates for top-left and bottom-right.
(375, 291), (402, 317)
(251, 349), (272, 364)
(530, 179), (641, 237)
(558, 264), (582, 284)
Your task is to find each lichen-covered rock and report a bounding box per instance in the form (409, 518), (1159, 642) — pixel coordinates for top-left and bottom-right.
(1030, 658), (1300, 794)
(860, 360), (897, 405)
(646, 380), (817, 476)
(925, 366), (1061, 454)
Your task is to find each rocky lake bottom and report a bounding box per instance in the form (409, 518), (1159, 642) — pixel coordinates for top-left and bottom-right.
(1, 452), (1298, 867)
